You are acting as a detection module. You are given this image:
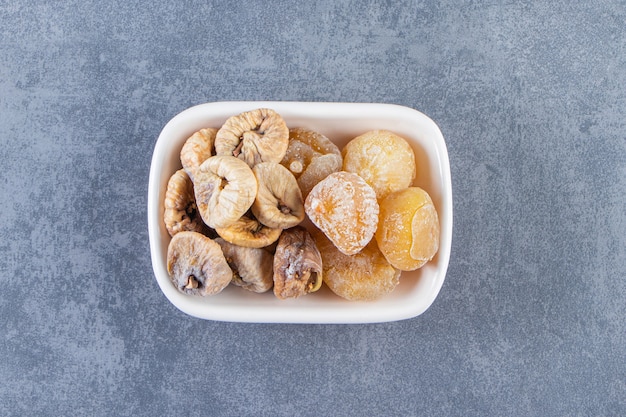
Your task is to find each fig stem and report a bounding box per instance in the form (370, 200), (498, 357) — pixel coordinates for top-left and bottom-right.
(185, 275), (199, 289)
(278, 201), (291, 214)
(233, 140), (244, 157)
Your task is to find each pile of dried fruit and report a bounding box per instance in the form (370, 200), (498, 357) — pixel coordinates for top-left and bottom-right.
(164, 108), (439, 301)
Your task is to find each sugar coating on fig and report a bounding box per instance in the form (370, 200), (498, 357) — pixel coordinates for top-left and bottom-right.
(273, 226), (323, 300)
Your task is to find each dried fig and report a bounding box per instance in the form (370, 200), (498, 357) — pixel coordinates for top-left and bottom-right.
(280, 128), (342, 198)
(180, 128), (217, 182)
(166, 231), (232, 296)
(251, 162), (305, 229)
(215, 238), (274, 293)
(273, 226), (323, 299)
(193, 155), (258, 229)
(215, 108), (289, 167)
(215, 211), (282, 248)
(163, 169), (210, 237)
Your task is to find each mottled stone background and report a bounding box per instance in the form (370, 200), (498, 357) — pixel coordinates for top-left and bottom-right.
(1, 1), (624, 416)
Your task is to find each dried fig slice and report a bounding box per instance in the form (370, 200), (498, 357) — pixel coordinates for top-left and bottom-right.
(180, 128), (217, 182)
(273, 226), (323, 299)
(164, 169), (210, 237)
(251, 162), (305, 229)
(215, 211), (282, 249)
(215, 238), (274, 293)
(215, 108), (289, 167)
(193, 155), (258, 229)
(166, 231), (232, 296)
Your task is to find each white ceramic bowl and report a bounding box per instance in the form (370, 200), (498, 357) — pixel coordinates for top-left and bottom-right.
(148, 101), (453, 323)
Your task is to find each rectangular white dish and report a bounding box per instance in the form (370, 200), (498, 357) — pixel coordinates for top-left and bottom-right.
(147, 101), (453, 323)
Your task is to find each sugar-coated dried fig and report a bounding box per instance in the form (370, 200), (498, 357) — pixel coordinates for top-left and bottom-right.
(215, 108), (289, 167)
(164, 169), (210, 237)
(273, 226), (323, 299)
(251, 162), (305, 229)
(166, 231), (232, 296)
(180, 128), (217, 182)
(280, 128), (342, 198)
(215, 238), (274, 293)
(193, 155), (258, 229)
(215, 211), (282, 249)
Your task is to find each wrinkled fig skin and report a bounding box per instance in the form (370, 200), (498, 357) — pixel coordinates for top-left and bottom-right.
(166, 231), (233, 296)
(215, 238), (274, 293)
(215, 108), (289, 167)
(273, 226), (323, 300)
(180, 128), (217, 182)
(215, 211), (282, 249)
(251, 162), (305, 229)
(193, 155), (258, 229)
(164, 169), (210, 237)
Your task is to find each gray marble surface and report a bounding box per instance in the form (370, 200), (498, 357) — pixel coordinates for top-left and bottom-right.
(1, 1), (625, 416)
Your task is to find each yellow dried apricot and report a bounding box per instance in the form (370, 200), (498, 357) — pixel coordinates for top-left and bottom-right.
(313, 230), (400, 301)
(304, 171), (379, 256)
(281, 128), (342, 198)
(342, 130), (416, 200)
(375, 187), (440, 271)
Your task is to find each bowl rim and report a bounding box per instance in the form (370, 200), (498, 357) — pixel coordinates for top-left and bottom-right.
(148, 101), (453, 323)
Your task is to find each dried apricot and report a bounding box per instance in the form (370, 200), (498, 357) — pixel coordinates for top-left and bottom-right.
(305, 171), (378, 256)
(342, 130), (416, 200)
(313, 230), (400, 301)
(375, 187), (440, 271)
(281, 128), (342, 198)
